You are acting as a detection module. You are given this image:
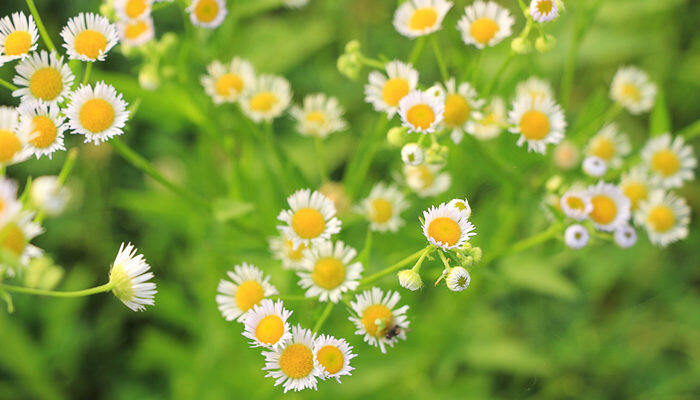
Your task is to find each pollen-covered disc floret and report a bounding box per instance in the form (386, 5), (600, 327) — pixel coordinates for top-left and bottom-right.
(0, 12), (38, 62)
(422, 202), (476, 250)
(108, 243), (157, 312)
(365, 60), (419, 118)
(457, 1), (514, 49)
(635, 190), (690, 247)
(614, 224), (637, 249)
(277, 189), (342, 249)
(404, 163), (451, 198)
(610, 66), (657, 114)
(640, 133), (696, 189)
(201, 57), (255, 104)
(560, 187), (592, 221)
(467, 96), (506, 140)
(586, 181), (631, 232)
(585, 124), (630, 168)
(19, 103), (66, 159)
(117, 16), (155, 47)
(393, 0), (453, 38)
(313, 334), (356, 382)
(61, 13), (119, 62)
(269, 234), (309, 271)
(65, 81), (130, 144)
(529, 0), (558, 23)
(564, 224), (589, 249)
(262, 325), (323, 393)
(187, 0), (228, 29)
(446, 266), (470, 291)
(430, 78), (484, 143)
(508, 93), (566, 154)
(349, 287), (410, 353)
(243, 299), (293, 350)
(240, 74), (292, 123)
(290, 93), (348, 138)
(0, 106), (32, 166)
(298, 240), (362, 303)
(216, 263), (278, 322)
(12, 50), (75, 106)
(359, 182), (409, 232)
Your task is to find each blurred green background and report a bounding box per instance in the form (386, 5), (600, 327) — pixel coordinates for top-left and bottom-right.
(1, 0), (699, 399)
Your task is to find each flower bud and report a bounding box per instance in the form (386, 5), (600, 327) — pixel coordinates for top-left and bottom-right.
(535, 34), (556, 53)
(471, 247), (482, 264)
(139, 63), (160, 91)
(546, 175), (563, 192)
(345, 40), (361, 55)
(337, 54), (361, 80)
(511, 37), (531, 54)
(398, 269), (423, 291)
(401, 143), (424, 165)
(446, 267), (471, 292)
(425, 143), (448, 164)
(387, 126), (409, 147)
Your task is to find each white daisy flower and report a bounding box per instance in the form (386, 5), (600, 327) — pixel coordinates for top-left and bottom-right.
(108, 242), (157, 312)
(529, 0), (558, 23)
(619, 167), (651, 211)
(610, 66), (657, 114)
(515, 76), (554, 102)
(431, 78), (484, 143)
(585, 124), (631, 168)
(0, 12), (38, 62)
(564, 224), (589, 249)
(115, 0), (152, 20)
(290, 93), (347, 138)
(404, 164), (451, 197)
(262, 325), (323, 393)
(12, 50), (75, 106)
(508, 93), (566, 154)
(65, 81), (130, 144)
(586, 181), (631, 232)
(0, 106), (32, 166)
(640, 133), (696, 189)
(636, 190), (690, 247)
(314, 334), (356, 382)
(582, 155), (607, 178)
(201, 57), (255, 105)
(29, 176), (70, 217)
(446, 266), (470, 291)
(560, 188), (592, 221)
(457, 1), (514, 49)
(553, 140), (580, 170)
(240, 74), (292, 123)
(0, 178), (21, 223)
(397, 269), (423, 291)
(215, 263), (278, 322)
(348, 287), (410, 353)
(117, 16), (155, 47)
(448, 197), (471, 219)
(467, 96), (506, 141)
(61, 13), (119, 62)
(19, 103), (66, 159)
(187, 0), (227, 29)
(277, 189), (342, 249)
(243, 299), (293, 350)
(358, 182), (409, 232)
(614, 224), (637, 249)
(0, 210), (43, 272)
(401, 143), (424, 166)
(364, 60), (419, 118)
(297, 240), (362, 303)
(269, 234), (309, 271)
(422, 202), (476, 250)
(393, 0), (453, 38)
(284, 0), (310, 8)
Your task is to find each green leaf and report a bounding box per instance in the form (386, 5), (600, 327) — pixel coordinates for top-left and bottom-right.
(212, 199), (254, 222)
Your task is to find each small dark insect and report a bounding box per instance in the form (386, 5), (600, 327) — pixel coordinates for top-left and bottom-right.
(385, 324), (409, 340)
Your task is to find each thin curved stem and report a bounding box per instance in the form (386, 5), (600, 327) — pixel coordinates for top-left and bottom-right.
(0, 282), (114, 298)
(82, 62), (93, 85)
(409, 36), (427, 64)
(313, 136), (329, 183)
(430, 35), (449, 82)
(0, 77), (18, 91)
(25, 0), (56, 52)
(359, 245), (432, 286)
(483, 223), (563, 265)
(312, 301), (335, 333)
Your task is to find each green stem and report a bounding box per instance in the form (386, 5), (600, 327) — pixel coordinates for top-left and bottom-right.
(358, 226), (373, 264)
(430, 35), (449, 82)
(343, 116), (388, 200)
(483, 51), (514, 96)
(34, 148), (78, 224)
(470, 50), (484, 85)
(360, 245), (432, 286)
(82, 62), (93, 85)
(357, 55), (385, 69)
(409, 36), (427, 65)
(438, 250), (451, 270)
(313, 136), (329, 183)
(679, 118), (700, 140)
(412, 245), (432, 274)
(0, 77), (18, 91)
(483, 223), (562, 265)
(312, 301), (335, 333)
(25, 0), (56, 52)
(0, 282), (114, 298)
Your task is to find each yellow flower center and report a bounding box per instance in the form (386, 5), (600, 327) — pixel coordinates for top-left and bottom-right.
(519, 110), (550, 140)
(312, 257), (346, 290)
(536, 0), (553, 13)
(125, 0), (148, 19)
(621, 181), (647, 210)
(370, 198), (393, 224)
(30, 116), (57, 149)
(382, 78), (410, 107)
(361, 304), (393, 337)
(0, 129), (22, 163)
(470, 18), (499, 44)
(215, 73), (243, 97)
(254, 315), (284, 345)
(291, 207), (326, 239)
(279, 343), (314, 379)
(651, 149), (680, 177)
(566, 196), (585, 211)
(409, 7), (438, 31)
(0, 223), (25, 256)
(124, 20), (148, 40)
(443, 94), (470, 127)
(621, 83), (641, 102)
(647, 205), (675, 232)
(109, 263), (135, 301)
(29, 67), (63, 101)
(306, 110), (326, 125)
(0, 198), (4, 213)
(414, 165), (434, 188)
(590, 195), (617, 225)
(194, 0), (220, 23)
(317, 345), (344, 375)
(453, 201), (468, 211)
(428, 217), (461, 246)
(79, 98), (116, 133)
(235, 280), (264, 312)
(406, 104), (435, 130)
(249, 92), (278, 112)
(4, 30), (32, 56)
(590, 137), (615, 160)
(74, 29), (108, 59)
(285, 239), (306, 261)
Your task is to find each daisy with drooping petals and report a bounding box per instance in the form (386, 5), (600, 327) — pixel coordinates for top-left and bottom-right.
(188, 0), (227, 28)
(508, 94), (566, 154)
(401, 143), (424, 166)
(614, 224), (637, 248)
(12, 50), (75, 106)
(446, 266), (470, 291)
(349, 287), (410, 353)
(0, 210), (43, 272)
(610, 66), (657, 114)
(290, 93), (348, 138)
(298, 240), (362, 303)
(243, 299), (293, 350)
(240, 74), (292, 123)
(61, 13), (119, 62)
(108, 242), (157, 312)
(431, 78), (484, 143)
(515, 76), (554, 102)
(314, 334), (355, 382)
(467, 96), (506, 140)
(640, 133), (696, 189)
(277, 189), (342, 249)
(619, 167), (651, 211)
(586, 181), (631, 232)
(422, 202), (476, 250)
(457, 1), (514, 49)
(564, 224), (589, 249)
(404, 164), (451, 198)
(636, 190), (690, 247)
(0, 106), (32, 166)
(115, 0), (152, 21)
(117, 16), (155, 47)
(358, 182), (409, 232)
(448, 197), (472, 219)
(19, 103), (66, 159)
(65, 81), (130, 144)
(530, 0), (558, 23)
(560, 187), (592, 221)
(585, 124), (630, 168)
(201, 57), (255, 105)
(399, 90), (444, 134)
(365, 60), (419, 118)
(216, 263), (278, 322)
(0, 178), (21, 222)
(262, 325), (323, 393)
(0, 12), (38, 62)
(269, 234), (309, 271)
(393, 0), (453, 38)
